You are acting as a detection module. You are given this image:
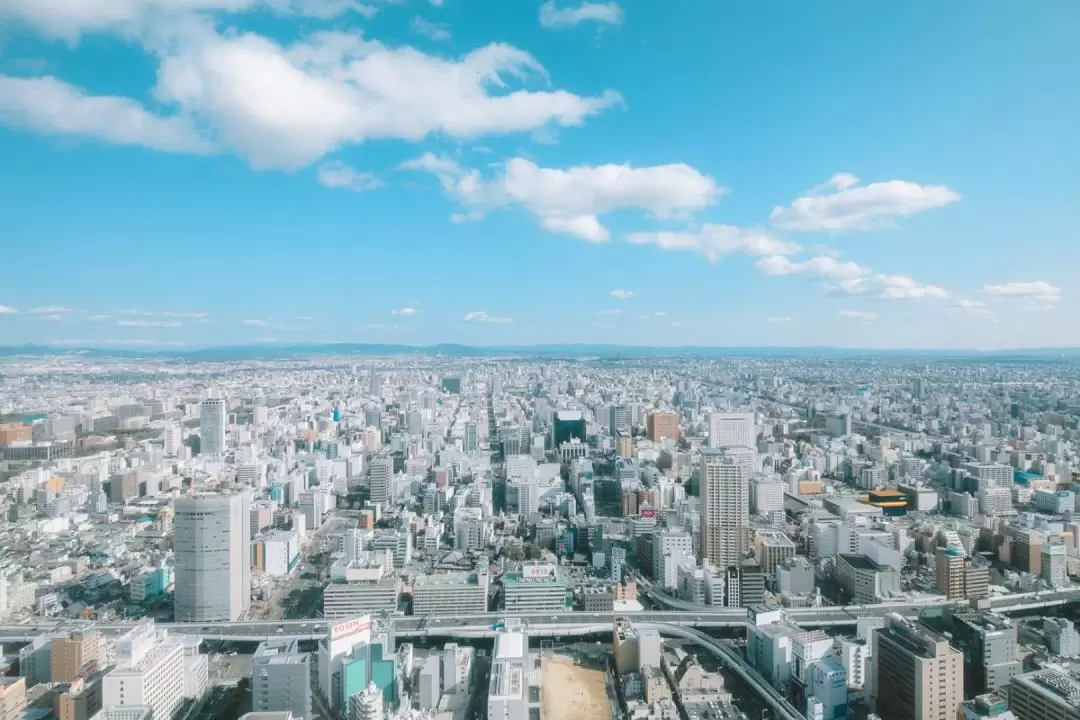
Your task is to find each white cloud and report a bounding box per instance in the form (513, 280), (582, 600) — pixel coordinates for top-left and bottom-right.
(0, 75), (213, 155)
(463, 311), (512, 324)
(985, 281), (1061, 306)
(411, 16), (451, 42)
(597, 309), (621, 316)
(403, 153), (719, 242)
(755, 255), (872, 281)
(317, 161), (384, 192)
(29, 305), (74, 313)
(147, 30), (620, 170)
(767, 317), (793, 324)
(0, 0), (379, 40)
(951, 299), (998, 323)
(41, 314), (63, 322)
(390, 307), (417, 316)
(770, 173), (960, 231)
(823, 273), (949, 301)
(160, 311), (208, 318)
(243, 319), (267, 327)
(117, 319), (182, 327)
(837, 310), (877, 321)
(874, 274), (949, 300)
(295, 315), (313, 321)
(610, 289), (638, 300)
(539, 1), (622, 28)
(626, 224), (800, 262)
(88, 314), (110, 322)
(0, 306), (18, 314)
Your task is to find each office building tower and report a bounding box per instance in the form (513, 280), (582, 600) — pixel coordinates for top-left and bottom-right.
(0, 677), (26, 720)
(552, 411), (587, 447)
(488, 631), (528, 720)
(102, 623), (184, 720)
(417, 655), (441, 710)
(1044, 618), (1080, 657)
(163, 424), (182, 458)
(199, 398), (226, 455)
(1009, 669), (1080, 720)
(936, 547), (989, 600)
(251, 640), (312, 720)
(871, 614), (963, 720)
(951, 613), (1020, 696)
(646, 412), (679, 442)
(465, 422), (478, 453)
(56, 673), (104, 720)
(368, 457), (392, 506)
(174, 492), (252, 622)
(52, 630), (101, 683)
(700, 449), (749, 569)
(503, 564), (567, 613)
(1043, 537), (1067, 586)
(350, 682), (384, 720)
(609, 405), (631, 436)
(708, 412), (755, 449)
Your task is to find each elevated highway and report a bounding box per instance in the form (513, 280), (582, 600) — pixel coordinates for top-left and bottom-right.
(0, 586), (1077, 643)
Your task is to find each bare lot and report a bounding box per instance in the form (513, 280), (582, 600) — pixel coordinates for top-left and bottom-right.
(541, 655), (612, 720)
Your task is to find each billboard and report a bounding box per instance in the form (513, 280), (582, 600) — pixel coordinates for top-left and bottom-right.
(331, 616), (372, 642)
(639, 507), (656, 519)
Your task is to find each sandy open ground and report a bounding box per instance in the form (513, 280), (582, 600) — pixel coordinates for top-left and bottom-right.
(541, 655), (612, 720)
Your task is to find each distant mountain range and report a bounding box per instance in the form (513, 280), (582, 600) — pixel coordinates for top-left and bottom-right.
(2, 343), (1080, 361)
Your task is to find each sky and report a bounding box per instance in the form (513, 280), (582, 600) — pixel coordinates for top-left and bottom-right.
(0, 0), (1078, 350)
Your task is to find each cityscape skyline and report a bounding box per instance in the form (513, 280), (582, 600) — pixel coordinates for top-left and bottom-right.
(2, 2), (1078, 349)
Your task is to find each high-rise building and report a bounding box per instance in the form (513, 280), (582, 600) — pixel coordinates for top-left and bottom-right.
(609, 405), (631, 436)
(199, 399), (226, 456)
(951, 613), (1020, 696)
(936, 547), (989, 600)
(708, 412), (755, 449)
(488, 631), (528, 720)
(0, 677), (26, 720)
(646, 412), (679, 442)
(56, 673), (103, 720)
(174, 492), (252, 622)
(1043, 537), (1067, 586)
(700, 449), (749, 569)
(1009, 669), (1080, 720)
(368, 457), (392, 506)
(163, 424), (182, 458)
(871, 614), (963, 720)
(350, 682), (384, 720)
(552, 411), (587, 447)
(102, 623), (184, 720)
(251, 640), (311, 720)
(52, 630), (101, 683)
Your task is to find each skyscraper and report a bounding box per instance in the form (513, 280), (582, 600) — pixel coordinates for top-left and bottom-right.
(369, 457), (392, 506)
(700, 449), (749, 569)
(871, 614), (963, 720)
(609, 405), (631, 436)
(707, 412), (755, 449)
(174, 492), (252, 622)
(199, 398), (226, 456)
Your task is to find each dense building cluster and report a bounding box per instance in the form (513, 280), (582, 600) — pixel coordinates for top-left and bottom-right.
(2, 352), (1080, 719)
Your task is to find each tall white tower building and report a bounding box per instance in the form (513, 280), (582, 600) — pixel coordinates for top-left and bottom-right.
(700, 449), (749, 569)
(199, 398), (227, 456)
(174, 492), (252, 621)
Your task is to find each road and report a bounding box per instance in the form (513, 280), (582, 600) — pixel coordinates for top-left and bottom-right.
(1, 587), (1077, 643)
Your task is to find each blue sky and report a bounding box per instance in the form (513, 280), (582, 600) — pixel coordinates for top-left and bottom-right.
(1, 0), (1077, 349)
